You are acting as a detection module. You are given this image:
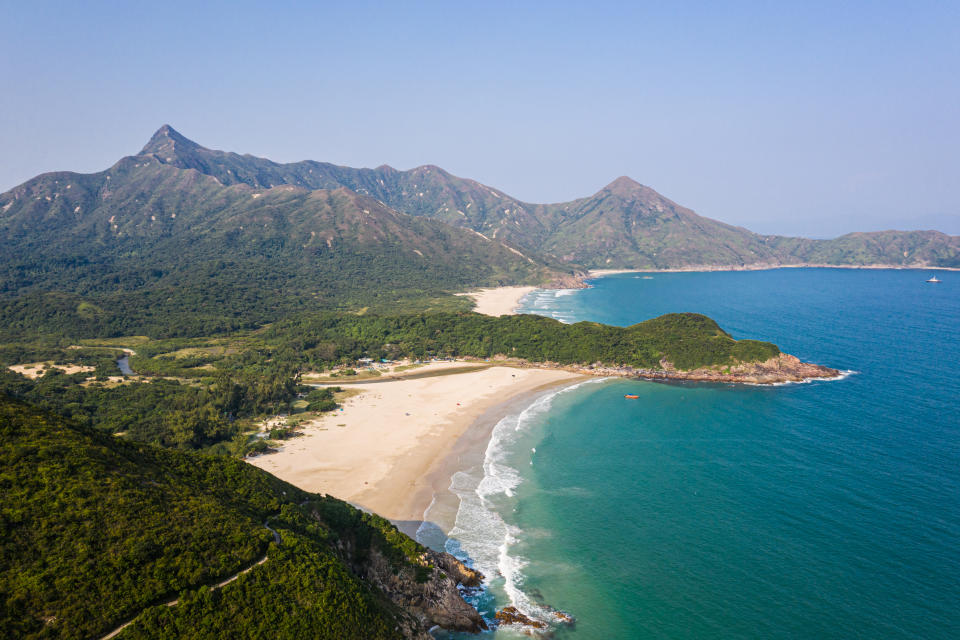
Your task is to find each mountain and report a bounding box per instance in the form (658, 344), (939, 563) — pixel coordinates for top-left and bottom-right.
(765, 229), (960, 269)
(131, 126), (960, 269)
(1, 125), (956, 338)
(532, 176), (777, 267)
(0, 396), (485, 639)
(0, 129), (573, 337)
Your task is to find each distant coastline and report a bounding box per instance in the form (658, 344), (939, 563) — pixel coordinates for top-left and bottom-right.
(586, 263), (960, 278)
(463, 264), (953, 318)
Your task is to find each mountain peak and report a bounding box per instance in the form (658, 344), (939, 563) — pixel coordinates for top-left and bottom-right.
(139, 124), (203, 156)
(603, 176), (646, 194)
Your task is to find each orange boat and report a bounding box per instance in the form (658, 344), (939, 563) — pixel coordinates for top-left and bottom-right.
(624, 394), (639, 399)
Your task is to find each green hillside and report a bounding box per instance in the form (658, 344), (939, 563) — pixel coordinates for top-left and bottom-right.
(0, 396), (484, 639)
(258, 310), (781, 371)
(0, 140), (569, 337)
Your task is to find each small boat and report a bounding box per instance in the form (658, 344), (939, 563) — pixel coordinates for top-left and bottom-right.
(926, 275), (941, 283)
(624, 394), (639, 399)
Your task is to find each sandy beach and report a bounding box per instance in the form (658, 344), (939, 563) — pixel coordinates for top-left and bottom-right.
(586, 268), (643, 277)
(457, 285), (537, 316)
(248, 366), (584, 528)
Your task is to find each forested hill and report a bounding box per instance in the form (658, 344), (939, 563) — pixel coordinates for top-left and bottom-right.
(0, 133), (572, 335)
(0, 396), (485, 639)
(127, 125), (960, 269)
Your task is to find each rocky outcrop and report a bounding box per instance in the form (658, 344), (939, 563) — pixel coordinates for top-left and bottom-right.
(495, 606), (548, 630)
(493, 605), (576, 637)
(505, 353), (840, 385)
(358, 547), (486, 637)
(649, 353), (840, 384)
(317, 514), (487, 640)
(543, 270), (590, 290)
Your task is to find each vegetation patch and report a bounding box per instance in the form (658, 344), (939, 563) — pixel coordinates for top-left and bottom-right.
(0, 397), (438, 640)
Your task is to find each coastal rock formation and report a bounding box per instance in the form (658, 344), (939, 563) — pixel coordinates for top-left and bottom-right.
(493, 605), (576, 636)
(655, 353), (841, 384)
(545, 271), (590, 290)
(514, 353), (840, 385)
(321, 518), (487, 638)
(495, 606), (548, 630)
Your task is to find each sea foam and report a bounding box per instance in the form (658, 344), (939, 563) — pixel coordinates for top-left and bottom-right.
(443, 379), (604, 622)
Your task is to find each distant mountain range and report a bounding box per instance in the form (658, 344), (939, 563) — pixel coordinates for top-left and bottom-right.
(134, 125), (960, 269)
(0, 125), (955, 330)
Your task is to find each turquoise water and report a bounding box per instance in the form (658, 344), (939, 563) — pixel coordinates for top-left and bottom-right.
(432, 269), (960, 639)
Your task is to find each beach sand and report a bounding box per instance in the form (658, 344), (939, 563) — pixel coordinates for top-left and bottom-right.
(247, 366), (584, 529)
(457, 285), (537, 316)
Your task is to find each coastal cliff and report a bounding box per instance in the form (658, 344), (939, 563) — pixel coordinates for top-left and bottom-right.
(341, 545), (487, 638)
(311, 504), (487, 638)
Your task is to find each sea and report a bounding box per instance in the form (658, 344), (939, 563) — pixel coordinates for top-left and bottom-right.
(424, 268), (960, 639)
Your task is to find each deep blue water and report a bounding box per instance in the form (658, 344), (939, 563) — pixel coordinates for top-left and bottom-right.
(436, 269), (960, 639)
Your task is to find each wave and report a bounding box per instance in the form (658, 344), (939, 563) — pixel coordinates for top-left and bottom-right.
(749, 369), (860, 387)
(443, 379), (604, 623)
(516, 288), (582, 324)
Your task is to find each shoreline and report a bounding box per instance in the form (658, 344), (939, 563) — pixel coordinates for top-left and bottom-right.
(247, 366), (586, 533)
(412, 378), (586, 540)
(512, 353), (842, 385)
(586, 263), (960, 278)
(463, 264), (952, 319)
(457, 285), (537, 316)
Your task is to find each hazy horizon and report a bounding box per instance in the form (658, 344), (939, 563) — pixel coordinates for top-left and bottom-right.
(3, 1), (958, 238)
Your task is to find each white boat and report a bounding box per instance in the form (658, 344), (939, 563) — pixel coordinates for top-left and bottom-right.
(926, 275), (941, 283)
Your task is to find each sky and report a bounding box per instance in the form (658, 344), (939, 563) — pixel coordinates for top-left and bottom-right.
(2, 0), (958, 238)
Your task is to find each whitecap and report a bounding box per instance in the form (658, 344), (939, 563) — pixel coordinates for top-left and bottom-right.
(444, 378), (607, 622)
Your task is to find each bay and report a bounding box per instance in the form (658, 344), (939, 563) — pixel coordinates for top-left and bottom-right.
(436, 268), (960, 639)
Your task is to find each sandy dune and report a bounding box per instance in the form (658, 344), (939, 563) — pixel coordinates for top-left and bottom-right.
(8, 362), (96, 379)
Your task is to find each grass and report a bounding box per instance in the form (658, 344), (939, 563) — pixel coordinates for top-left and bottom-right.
(305, 369), (383, 382)
(333, 388), (362, 402)
(391, 363), (425, 373)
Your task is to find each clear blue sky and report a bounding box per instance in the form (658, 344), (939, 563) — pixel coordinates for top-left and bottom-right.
(2, 0), (958, 237)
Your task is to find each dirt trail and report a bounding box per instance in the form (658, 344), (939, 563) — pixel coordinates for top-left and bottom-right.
(97, 520), (280, 640)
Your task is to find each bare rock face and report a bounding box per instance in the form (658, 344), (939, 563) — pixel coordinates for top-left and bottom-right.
(354, 546), (487, 636)
(672, 353), (840, 384)
(512, 352), (841, 385)
(545, 271), (590, 289)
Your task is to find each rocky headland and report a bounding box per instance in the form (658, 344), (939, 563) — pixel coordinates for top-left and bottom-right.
(510, 353), (840, 385)
(317, 506), (488, 638)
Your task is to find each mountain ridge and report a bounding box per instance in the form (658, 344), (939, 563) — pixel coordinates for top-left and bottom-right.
(1, 125), (957, 335)
(0, 135), (575, 336)
(124, 125), (960, 269)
